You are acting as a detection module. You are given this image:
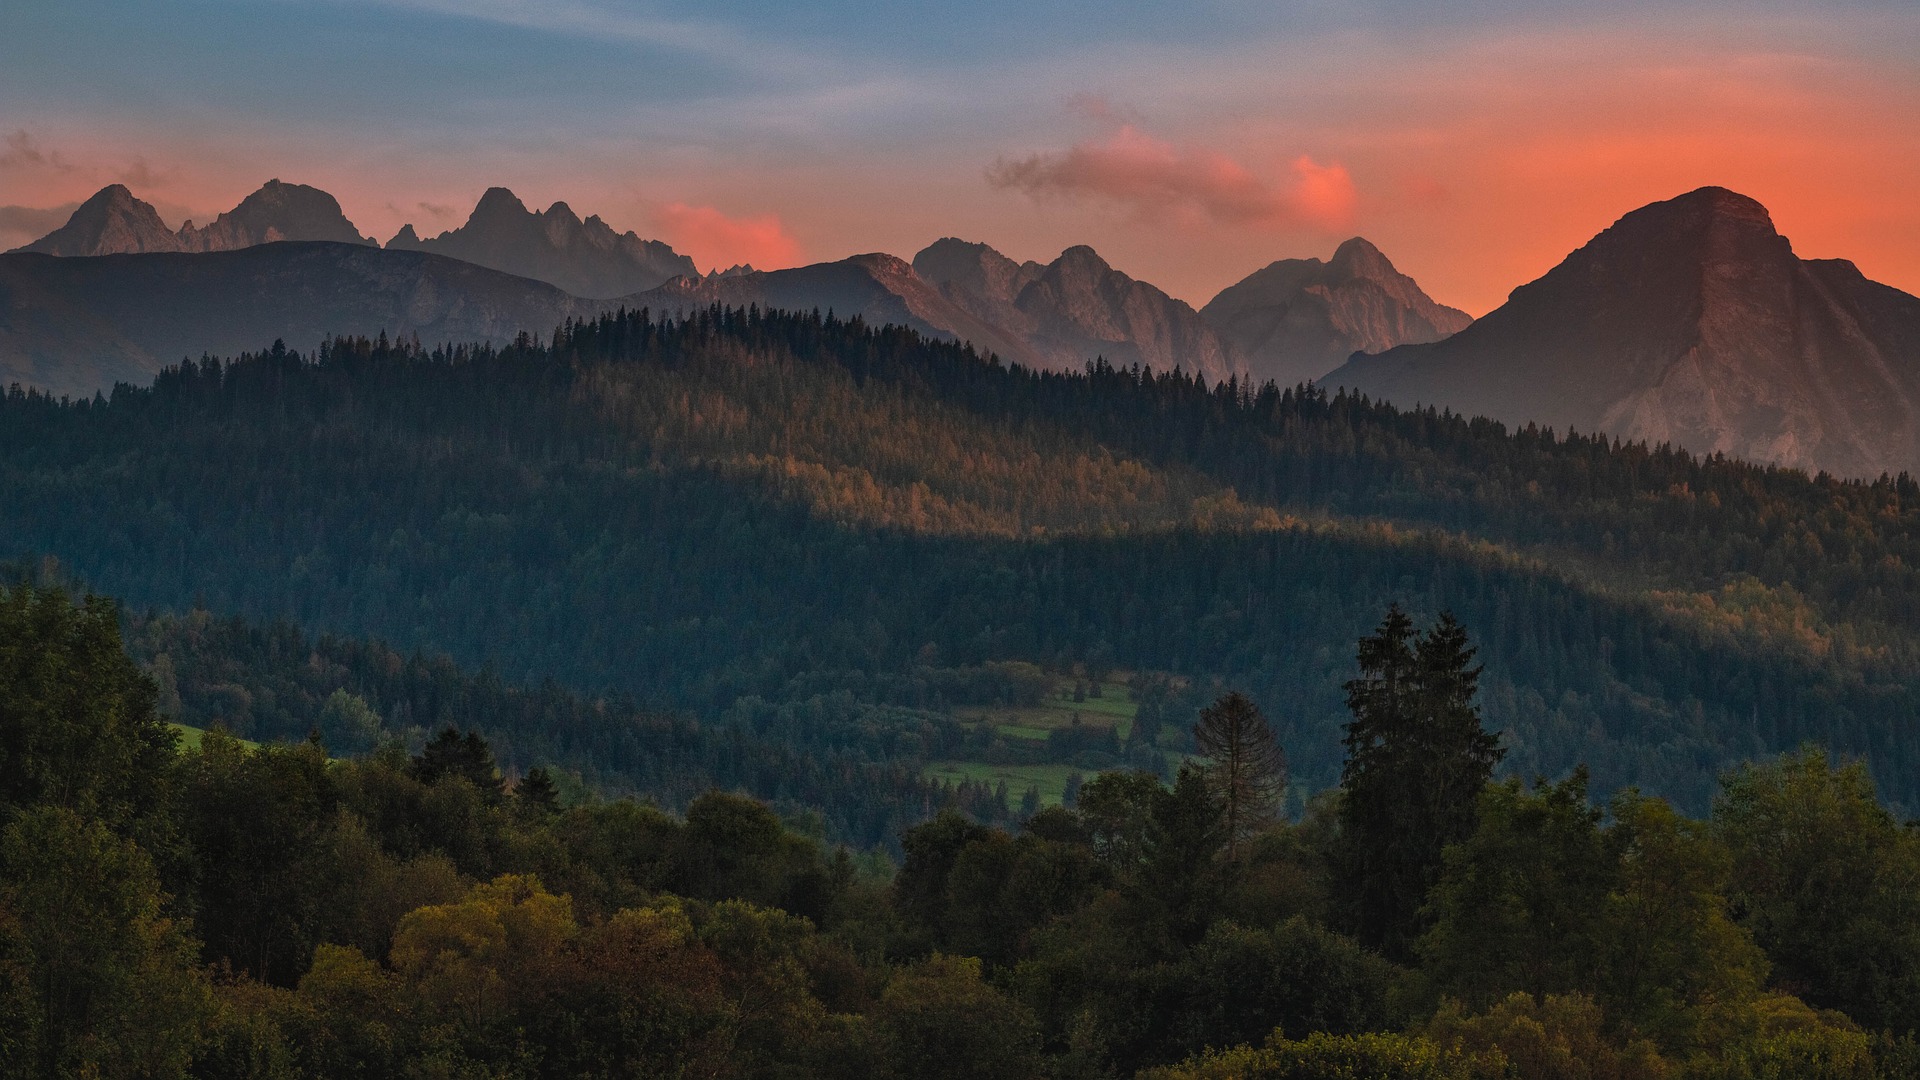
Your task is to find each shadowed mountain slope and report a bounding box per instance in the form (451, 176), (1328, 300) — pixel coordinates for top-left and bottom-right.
(0, 242), (595, 397)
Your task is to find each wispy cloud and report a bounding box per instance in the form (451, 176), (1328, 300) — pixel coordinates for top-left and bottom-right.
(0, 131), (75, 172)
(336, 0), (838, 82)
(988, 126), (1356, 231)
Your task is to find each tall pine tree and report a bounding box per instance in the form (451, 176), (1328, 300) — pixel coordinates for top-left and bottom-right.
(1337, 606), (1503, 959)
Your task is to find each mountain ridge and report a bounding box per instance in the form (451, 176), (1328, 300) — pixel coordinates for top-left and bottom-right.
(386, 187), (696, 297)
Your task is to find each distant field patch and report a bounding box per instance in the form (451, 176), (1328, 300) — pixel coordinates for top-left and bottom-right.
(922, 761), (1084, 807)
(170, 722), (261, 751)
(956, 678), (1138, 741)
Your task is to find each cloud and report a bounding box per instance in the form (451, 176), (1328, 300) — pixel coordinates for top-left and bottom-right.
(987, 126), (1356, 231)
(0, 203), (80, 248)
(652, 202), (803, 271)
(417, 200), (455, 220)
(115, 157), (170, 188)
(0, 131), (74, 172)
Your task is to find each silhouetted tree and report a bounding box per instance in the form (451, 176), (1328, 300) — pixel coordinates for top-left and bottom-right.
(1337, 606), (1503, 959)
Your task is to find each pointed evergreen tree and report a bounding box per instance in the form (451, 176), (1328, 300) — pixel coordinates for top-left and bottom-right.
(1337, 606), (1503, 959)
(515, 765), (561, 816)
(1192, 692), (1288, 861)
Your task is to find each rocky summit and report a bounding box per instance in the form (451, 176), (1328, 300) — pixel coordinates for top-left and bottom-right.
(1324, 187), (1920, 479)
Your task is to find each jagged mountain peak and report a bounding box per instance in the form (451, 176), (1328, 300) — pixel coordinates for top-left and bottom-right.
(395, 188), (695, 298)
(1328, 236), (1394, 279)
(12, 183), (183, 256)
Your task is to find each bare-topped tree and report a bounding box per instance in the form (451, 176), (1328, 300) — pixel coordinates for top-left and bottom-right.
(1193, 691), (1288, 860)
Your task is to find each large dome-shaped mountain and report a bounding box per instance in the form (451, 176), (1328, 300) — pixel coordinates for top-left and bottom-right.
(1324, 187), (1920, 479)
(176, 179), (374, 251)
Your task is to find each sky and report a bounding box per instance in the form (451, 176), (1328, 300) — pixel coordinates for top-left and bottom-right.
(3, 0), (1918, 315)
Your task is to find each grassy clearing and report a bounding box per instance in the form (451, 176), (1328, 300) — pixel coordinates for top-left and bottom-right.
(957, 678), (1138, 742)
(922, 760), (1084, 807)
(170, 722), (262, 751)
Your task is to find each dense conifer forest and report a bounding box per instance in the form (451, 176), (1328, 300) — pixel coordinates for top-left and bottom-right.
(4, 306), (1918, 818)
(4, 583), (1917, 1078)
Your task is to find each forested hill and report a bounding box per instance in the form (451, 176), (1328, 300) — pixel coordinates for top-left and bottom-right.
(4, 305), (1919, 814)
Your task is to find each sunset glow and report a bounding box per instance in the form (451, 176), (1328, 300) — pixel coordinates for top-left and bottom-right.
(3, 2), (1917, 313)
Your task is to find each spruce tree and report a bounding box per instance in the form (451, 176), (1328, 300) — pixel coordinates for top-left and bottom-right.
(1337, 606), (1503, 958)
(1192, 692), (1287, 860)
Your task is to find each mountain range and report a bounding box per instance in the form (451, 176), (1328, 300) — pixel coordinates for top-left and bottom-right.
(10, 178), (1920, 478)
(1325, 187), (1920, 479)
(5, 181), (1463, 393)
(14, 180), (373, 256)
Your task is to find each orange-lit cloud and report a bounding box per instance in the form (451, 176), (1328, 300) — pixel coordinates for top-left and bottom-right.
(987, 126), (1356, 231)
(652, 202), (803, 271)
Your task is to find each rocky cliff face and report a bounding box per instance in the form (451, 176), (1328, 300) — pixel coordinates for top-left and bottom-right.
(1324, 187), (1920, 479)
(12, 185), (184, 256)
(1201, 237), (1471, 385)
(388, 188), (695, 297)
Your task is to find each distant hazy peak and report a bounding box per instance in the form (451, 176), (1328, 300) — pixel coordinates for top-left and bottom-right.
(1201, 237), (1471, 386)
(387, 223), (422, 248)
(395, 187), (696, 297)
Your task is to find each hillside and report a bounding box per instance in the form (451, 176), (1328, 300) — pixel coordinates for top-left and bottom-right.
(1325, 187), (1920, 479)
(0, 242), (599, 397)
(4, 307), (1918, 815)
